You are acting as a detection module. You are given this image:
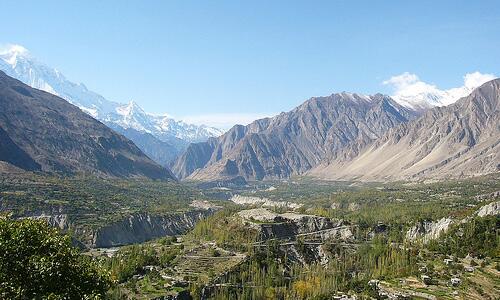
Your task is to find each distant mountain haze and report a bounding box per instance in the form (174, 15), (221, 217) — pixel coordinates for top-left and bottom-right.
(175, 79), (500, 182)
(1, 44), (497, 182)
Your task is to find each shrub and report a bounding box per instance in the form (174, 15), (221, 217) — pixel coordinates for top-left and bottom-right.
(0, 218), (110, 299)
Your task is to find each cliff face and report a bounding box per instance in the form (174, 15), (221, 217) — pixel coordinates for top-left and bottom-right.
(405, 218), (454, 243)
(28, 214), (70, 230)
(477, 201), (500, 217)
(238, 208), (353, 241)
(23, 209), (213, 248)
(90, 210), (213, 248)
(237, 208), (354, 266)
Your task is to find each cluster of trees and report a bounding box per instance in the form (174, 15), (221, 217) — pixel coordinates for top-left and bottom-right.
(190, 210), (258, 251)
(207, 235), (417, 299)
(0, 217), (109, 299)
(427, 215), (499, 258)
(2, 174), (497, 299)
(0, 173), (203, 230)
(105, 242), (182, 283)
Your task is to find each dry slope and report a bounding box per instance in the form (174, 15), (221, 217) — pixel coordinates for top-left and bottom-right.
(309, 79), (500, 181)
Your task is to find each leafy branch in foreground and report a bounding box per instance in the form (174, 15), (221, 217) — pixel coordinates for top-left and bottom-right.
(0, 217), (110, 299)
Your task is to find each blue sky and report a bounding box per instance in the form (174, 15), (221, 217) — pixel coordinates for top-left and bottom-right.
(0, 1), (499, 127)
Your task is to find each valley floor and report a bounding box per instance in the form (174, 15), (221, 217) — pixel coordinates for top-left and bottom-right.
(74, 174), (500, 299)
(1, 173), (498, 299)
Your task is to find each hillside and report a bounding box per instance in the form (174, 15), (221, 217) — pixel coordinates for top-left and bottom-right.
(310, 79), (500, 180)
(0, 45), (223, 165)
(0, 71), (174, 179)
(173, 93), (418, 181)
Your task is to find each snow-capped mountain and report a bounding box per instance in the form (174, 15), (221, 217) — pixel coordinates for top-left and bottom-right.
(384, 72), (497, 111)
(391, 85), (477, 111)
(0, 44), (224, 145)
(107, 100), (223, 144)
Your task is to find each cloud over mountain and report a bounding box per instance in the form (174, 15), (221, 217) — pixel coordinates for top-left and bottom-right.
(384, 71), (497, 110)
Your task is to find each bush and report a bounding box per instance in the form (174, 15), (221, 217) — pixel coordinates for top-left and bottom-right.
(0, 217), (110, 299)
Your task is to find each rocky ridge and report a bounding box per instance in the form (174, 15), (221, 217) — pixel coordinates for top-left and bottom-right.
(174, 93), (418, 181)
(310, 79), (500, 181)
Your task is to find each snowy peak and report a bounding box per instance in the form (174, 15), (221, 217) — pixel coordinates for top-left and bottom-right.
(0, 44), (30, 66)
(116, 101), (146, 117)
(335, 92), (374, 104)
(384, 72), (497, 111)
(0, 44), (223, 144)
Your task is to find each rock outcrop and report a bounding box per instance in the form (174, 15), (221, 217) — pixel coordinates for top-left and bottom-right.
(407, 200), (500, 244)
(238, 208), (353, 241)
(22, 209), (213, 248)
(27, 214), (70, 230)
(90, 210), (214, 248)
(406, 218), (454, 243)
(477, 201), (500, 217)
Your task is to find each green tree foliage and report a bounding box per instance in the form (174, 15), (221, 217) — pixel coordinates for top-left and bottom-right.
(190, 210), (258, 251)
(106, 245), (158, 283)
(105, 242), (182, 284)
(208, 235), (417, 299)
(428, 215), (499, 258)
(0, 218), (109, 299)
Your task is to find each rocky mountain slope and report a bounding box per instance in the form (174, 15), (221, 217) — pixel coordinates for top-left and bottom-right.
(309, 79), (500, 180)
(0, 45), (223, 165)
(0, 71), (174, 179)
(173, 93), (418, 180)
(109, 125), (179, 167)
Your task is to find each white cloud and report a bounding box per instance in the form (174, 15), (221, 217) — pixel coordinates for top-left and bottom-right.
(383, 71), (497, 110)
(179, 113), (275, 130)
(0, 44), (29, 56)
(463, 72), (496, 90)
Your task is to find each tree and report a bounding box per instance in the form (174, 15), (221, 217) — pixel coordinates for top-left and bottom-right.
(0, 217), (110, 299)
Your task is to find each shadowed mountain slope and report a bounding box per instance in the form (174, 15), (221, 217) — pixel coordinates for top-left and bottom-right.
(0, 71), (175, 180)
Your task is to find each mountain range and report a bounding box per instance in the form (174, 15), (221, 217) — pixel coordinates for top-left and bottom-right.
(1, 44), (497, 183)
(0, 71), (174, 180)
(173, 93), (419, 180)
(0, 45), (223, 166)
(174, 80), (499, 182)
(309, 79), (500, 180)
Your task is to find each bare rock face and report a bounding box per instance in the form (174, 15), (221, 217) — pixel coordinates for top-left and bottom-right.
(310, 79), (500, 181)
(90, 210), (213, 248)
(19, 209), (213, 248)
(477, 201), (500, 217)
(406, 200), (499, 244)
(173, 93), (416, 181)
(230, 194), (303, 209)
(24, 214), (70, 230)
(238, 208), (352, 241)
(406, 218), (454, 243)
(0, 71), (175, 180)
